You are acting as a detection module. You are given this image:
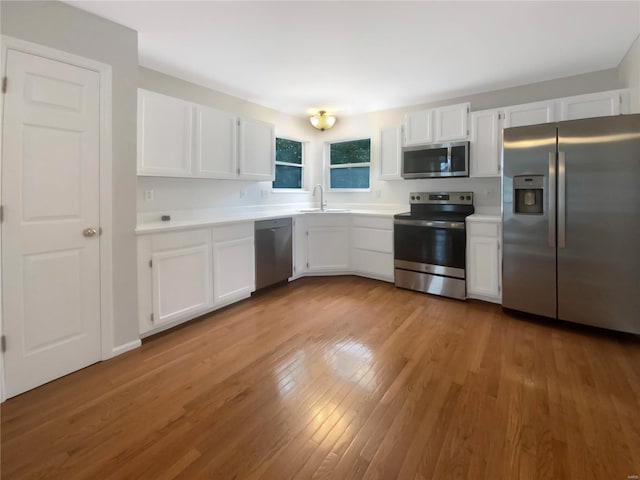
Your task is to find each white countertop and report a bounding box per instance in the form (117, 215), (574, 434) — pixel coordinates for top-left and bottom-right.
(136, 206), (406, 234)
(467, 207), (501, 222)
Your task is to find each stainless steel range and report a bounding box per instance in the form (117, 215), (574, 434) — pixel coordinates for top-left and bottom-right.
(394, 192), (474, 300)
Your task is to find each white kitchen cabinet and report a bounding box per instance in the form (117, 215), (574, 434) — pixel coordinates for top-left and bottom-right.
(212, 223), (255, 306)
(466, 217), (501, 303)
(350, 215), (394, 281)
(137, 89), (193, 176)
(292, 216), (307, 278)
(137, 89), (274, 180)
(238, 117), (275, 180)
(379, 125), (403, 180)
(404, 103), (469, 146)
(470, 109), (501, 177)
(435, 103), (470, 142)
(138, 229), (214, 334)
(502, 100), (555, 128)
(559, 89), (625, 120)
(404, 109), (433, 146)
(306, 214), (350, 273)
(193, 105), (237, 179)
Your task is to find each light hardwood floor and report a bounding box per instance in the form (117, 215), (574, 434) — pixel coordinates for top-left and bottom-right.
(2, 276), (639, 479)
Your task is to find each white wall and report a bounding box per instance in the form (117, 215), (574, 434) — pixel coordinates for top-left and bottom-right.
(619, 34), (640, 113)
(1, 1), (139, 347)
(138, 67), (622, 214)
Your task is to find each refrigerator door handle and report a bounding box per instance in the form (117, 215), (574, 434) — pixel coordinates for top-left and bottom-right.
(558, 151), (566, 248)
(548, 152), (556, 248)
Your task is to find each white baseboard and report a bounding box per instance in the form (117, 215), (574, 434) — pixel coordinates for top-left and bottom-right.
(111, 339), (142, 357)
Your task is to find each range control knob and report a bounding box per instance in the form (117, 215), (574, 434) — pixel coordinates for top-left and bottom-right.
(466, 195), (471, 200)
(416, 195), (421, 200)
(411, 195), (415, 200)
(460, 195), (465, 200)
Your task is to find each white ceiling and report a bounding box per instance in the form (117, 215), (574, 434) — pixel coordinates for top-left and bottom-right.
(66, 1), (640, 117)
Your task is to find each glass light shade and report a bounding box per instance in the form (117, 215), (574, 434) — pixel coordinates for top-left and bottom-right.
(310, 110), (336, 131)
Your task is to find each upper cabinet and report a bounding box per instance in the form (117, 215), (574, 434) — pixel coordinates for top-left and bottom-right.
(137, 88), (275, 180)
(470, 109), (501, 178)
(237, 117), (275, 180)
(435, 103), (470, 142)
(193, 105), (237, 179)
(404, 102), (469, 146)
(379, 125), (402, 180)
(137, 89), (193, 177)
(559, 89), (625, 120)
(502, 99), (556, 128)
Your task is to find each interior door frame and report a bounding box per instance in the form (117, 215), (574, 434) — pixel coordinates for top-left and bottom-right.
(0, 35), (115, 402)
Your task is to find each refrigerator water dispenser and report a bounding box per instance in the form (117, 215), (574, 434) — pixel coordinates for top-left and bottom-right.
(513, 175), (544, 214)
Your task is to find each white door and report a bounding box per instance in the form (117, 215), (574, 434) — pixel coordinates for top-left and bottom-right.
(404, 110), (433, 146)
(559, 90), (622, 120)
(470, 109), (501, 177)
(307, 227), (349, 272)
(2, 50), (102, 397)
(212, 235), (255, 305)
(379, 125), (402, 180)
(503, 100), (556, 128)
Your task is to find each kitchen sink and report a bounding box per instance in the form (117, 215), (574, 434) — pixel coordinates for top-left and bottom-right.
(298, 208), (351, 213)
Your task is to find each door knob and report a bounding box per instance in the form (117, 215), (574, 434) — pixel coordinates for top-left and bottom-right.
(83, 227), (98, 237)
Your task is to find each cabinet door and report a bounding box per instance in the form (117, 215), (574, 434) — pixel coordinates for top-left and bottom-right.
(213, 235), (255, 305)
(470, 109), (501, 177)
(404, 110), (433, 146)
(293, 216), (307, 277)
(559, 90), (622, 120)
(307, 227), (349, 272)
(151, 244), (213, 326)
(238, 117), (275, 180)
(467, 235), (500, 299)
(435, 103), (469, 142)
(379, 125), (402, 180)
(503, 100), (555, 128)
(193, 106), (237, 179)
(138, 89), (193, 176)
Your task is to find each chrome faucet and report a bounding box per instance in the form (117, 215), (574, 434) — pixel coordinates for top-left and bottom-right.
(313, 184), (327, 211)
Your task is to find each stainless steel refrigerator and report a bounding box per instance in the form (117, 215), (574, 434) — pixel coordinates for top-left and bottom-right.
(502, 114), (640, 334)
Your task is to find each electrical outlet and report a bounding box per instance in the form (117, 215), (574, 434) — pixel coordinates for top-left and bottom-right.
(144, 190), (154, 201)
(375, 188), (381, 198)
(239, 188), (245, 198)
(261, 189), (269, 198)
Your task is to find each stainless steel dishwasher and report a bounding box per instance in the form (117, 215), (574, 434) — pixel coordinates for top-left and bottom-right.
(255, 217), (293, 290)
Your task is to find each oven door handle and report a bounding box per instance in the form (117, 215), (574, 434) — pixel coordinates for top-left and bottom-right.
(393, 219), (466, 229)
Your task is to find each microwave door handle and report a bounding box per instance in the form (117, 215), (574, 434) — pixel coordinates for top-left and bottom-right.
(447, 147), (452, 172)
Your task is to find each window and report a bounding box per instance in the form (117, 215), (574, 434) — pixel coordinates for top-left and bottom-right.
(273, 137), (303, 189)
(328, 138), (371, 189)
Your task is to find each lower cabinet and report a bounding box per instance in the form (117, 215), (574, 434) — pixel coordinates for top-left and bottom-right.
(212, 223), (255, 306)
(138, 223), (255, 335)
(350, 215), (394, 281)
(305, 214), (350, 273)
(466, 217), (502, 303)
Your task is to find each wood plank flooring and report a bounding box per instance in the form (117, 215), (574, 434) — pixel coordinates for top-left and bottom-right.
(2, 276), (640, 479)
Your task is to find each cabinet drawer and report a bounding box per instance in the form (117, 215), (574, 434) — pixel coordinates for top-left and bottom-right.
(351, 215), (393, 230)
(351, 249), (393, 279)
(467, 221), (500, 237)
(150, 229), (211, 251)
(212, 222), (253, 242)
(352, 227), (392, 254)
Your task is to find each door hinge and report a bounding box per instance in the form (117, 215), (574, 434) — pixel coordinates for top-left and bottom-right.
(150, 313), (154, 322)
(466, 129), (470, 136)
(467, 106), (470, 113)
(237, 119), (241, 126)
(0, 205), (3, 223)
(149, 259), (153, 268)
(1, 335), (6, 353)
(237, 167), (240, 175)
(306, 231), (308, 236)
(306, 262), (309, 268)
(2, 77), (7, 94)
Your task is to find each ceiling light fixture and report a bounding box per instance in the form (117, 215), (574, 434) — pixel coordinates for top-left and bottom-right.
(310, 110), (336, 131)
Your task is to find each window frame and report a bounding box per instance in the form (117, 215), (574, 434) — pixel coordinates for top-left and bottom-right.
(325, 137), (372, 192)
(272, 136), (306, 192)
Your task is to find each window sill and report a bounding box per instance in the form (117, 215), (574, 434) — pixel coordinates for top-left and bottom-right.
(272, 188), (309, 193)
(326, 188), (371, 193)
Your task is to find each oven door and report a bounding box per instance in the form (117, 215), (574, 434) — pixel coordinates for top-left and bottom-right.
(393, 218), (466, 278)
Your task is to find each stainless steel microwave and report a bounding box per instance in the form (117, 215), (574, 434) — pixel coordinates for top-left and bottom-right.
(402, 141), (469, 178)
